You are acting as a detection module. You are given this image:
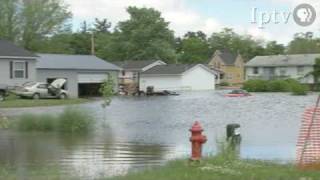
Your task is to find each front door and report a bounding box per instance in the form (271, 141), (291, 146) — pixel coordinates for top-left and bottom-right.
(263, 67), (275, 80)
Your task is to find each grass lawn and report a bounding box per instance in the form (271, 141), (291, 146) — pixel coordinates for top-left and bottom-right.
(1, 156), (320, 179)
(0, 95), (90, 108)
(106, 156), (320, 180)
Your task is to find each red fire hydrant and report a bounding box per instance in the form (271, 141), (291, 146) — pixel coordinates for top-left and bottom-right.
(190, 121), (207, 161)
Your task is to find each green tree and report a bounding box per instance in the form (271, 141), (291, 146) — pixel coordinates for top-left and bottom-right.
(0, 0), (71, 50)
(312, 58), (320, 91)
(94, 18), (111, 33)
(287, 32), (320, 54)
(264, 41), (285, 55)
(0, 0), (20, 42)
(177, 31), (211, 63)
(112, 7), (177, 62)
(208, 28), (265, 61)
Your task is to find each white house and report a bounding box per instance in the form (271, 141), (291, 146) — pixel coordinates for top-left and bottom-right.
(139, 64), (219, 91)
(115, 60), (166, 85)
(245, 54), (320, 84)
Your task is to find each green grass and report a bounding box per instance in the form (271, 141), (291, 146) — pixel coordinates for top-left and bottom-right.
(0, 95), (90, 108)
(0, 164), (78, 180)
(1, 156), (320, 180)
(10, 107), (95, 133)
(106, 156), (320, 180)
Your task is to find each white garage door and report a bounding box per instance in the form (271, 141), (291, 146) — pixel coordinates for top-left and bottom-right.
(78, 73), (108, 83)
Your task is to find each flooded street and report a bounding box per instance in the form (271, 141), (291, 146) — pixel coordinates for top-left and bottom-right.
(0, 91), (316, 179)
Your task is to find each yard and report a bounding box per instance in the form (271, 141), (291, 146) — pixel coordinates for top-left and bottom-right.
(108, 156), (320, 180)
(1, 156), (320, 180)
(0, 95), (90, 108)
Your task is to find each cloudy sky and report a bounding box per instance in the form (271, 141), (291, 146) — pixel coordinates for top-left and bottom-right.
(65, 0), (320, 45)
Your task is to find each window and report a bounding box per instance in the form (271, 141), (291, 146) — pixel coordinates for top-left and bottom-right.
(253, 67), (259, 74)
(122, 70), (126, 76)
(14, 61), (25, 78)
(297, 66), (304, 75)
(280, 68), (287, 76)
(37, 84), (48, 89)
(227, 74), (233, 80)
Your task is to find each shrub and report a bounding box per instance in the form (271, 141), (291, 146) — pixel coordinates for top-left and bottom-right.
(243, 80), (268, 92)
(14, 114), (56, 132)
(266, 80), (291, 92)
(287, 79), (308, 95)
(219, 82), (230, 86)
(57, 107), (94, 133)
(13, 108), (95, 133)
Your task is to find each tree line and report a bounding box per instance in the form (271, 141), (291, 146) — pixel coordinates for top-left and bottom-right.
(1, 0), (320, 63)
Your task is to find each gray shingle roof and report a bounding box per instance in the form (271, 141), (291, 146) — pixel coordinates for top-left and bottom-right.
(113, 60), (160, 70)
(246, 54), (320, 67)
(36, 54), (121, 71)
(141, 64), (218, 75)
(0, 40), (36, 58)
(217, 49), (237, 65)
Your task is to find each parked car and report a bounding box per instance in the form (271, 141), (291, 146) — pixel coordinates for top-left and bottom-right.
(0, 84), (9, 102)
(224, 89), (251, 97)
(14, 79), (68, 100)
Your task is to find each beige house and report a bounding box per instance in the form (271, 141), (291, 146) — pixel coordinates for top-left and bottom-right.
(208, 49), (245, 85)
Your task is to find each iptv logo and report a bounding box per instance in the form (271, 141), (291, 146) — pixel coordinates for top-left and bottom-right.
(251, 3), (316, 29)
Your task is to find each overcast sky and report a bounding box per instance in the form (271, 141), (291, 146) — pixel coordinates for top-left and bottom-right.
(65, 0), (320, 45)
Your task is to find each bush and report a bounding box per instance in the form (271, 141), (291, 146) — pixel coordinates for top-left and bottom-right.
(287, 79), (308, 95)
(266, 80), (291, 92)
(13, 108), (95, 133)
(219, 82), (230, 86)
(57, 107), (94, 133)
(243, 79), (308, 95)
(243, 80), (268, 92)
(14, 114), (56, 132)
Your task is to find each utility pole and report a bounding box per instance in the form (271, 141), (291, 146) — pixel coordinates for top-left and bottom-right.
(91, 32), (95, 55)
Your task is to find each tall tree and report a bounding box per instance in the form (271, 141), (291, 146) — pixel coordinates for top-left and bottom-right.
(94, 18), (111, 33)
(112, 7), (177, 62)
(177, 31), (211, 63)
(287, 32), (320, 54)
(264, 41), (285, 55)
(0, 0), (20, 42)
(0, 0), (71, 50)
(208, 28), (265, 61)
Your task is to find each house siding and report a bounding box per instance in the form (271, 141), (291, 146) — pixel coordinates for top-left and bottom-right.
(140, 66), (216, 91)
(0, 58), (37, 87)
(208, 54), (244, 85)
(37, 69), (79, 98)
(246, 66), (314, 84)
(140, 75), (182, 91)
(182, 66), (215, 90)
(37, 69), (119, 98)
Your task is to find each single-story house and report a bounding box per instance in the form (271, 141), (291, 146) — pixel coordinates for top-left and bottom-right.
(36, 54), (121, 98)
(115, 60), (167, 85)
(0, 40), (38, 87)
(245, 54), (320, 84)
(0, 40), (121, 98)
(139, 64), (219, 91)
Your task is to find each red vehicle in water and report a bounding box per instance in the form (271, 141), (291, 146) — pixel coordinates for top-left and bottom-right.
(224, 89), (251, 97)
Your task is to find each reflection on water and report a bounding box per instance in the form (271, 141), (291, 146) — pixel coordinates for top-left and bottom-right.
(0, 91), (317, 178)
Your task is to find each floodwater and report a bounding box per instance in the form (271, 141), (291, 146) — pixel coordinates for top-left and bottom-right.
(0, 91), (317, 179)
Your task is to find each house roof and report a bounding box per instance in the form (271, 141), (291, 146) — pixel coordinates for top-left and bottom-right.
(216, 49), (238, 65)
(113, 60), (162, 70)
(36, 54), (121, 71)
(246, 54), (320, 67)
(0, 40), (36, 58)
(141, 64), (219, 75)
